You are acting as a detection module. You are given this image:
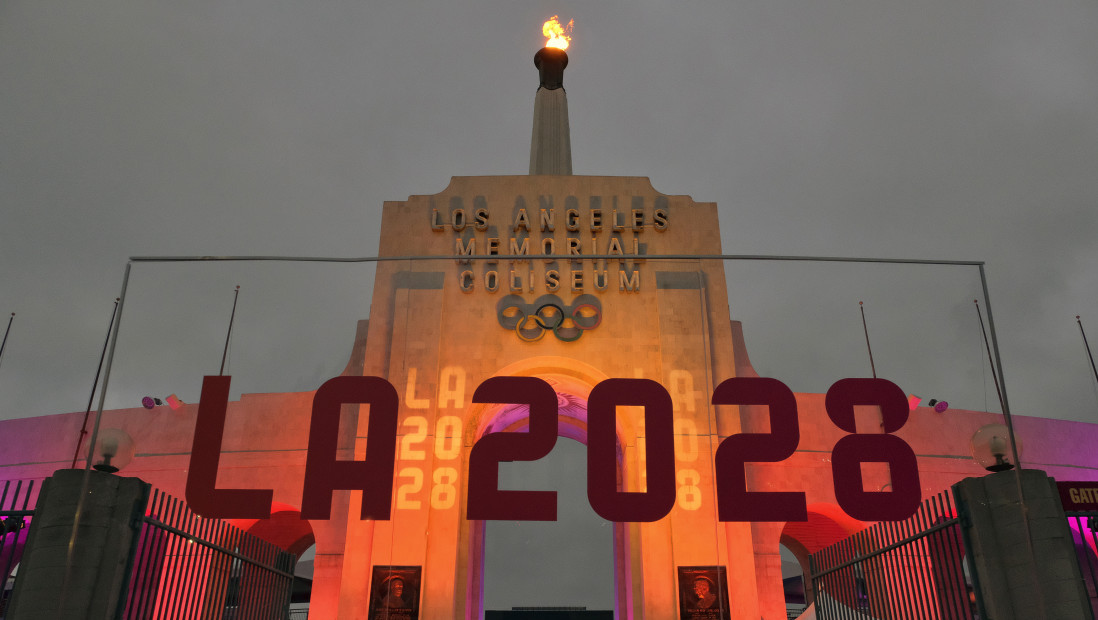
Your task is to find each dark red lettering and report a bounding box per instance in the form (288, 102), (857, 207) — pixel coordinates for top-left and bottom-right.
(301, 376), (399, 520)
(186, 376), (273, 518)
(713, 377), (806, 522)
(587, 378), (675, 522)
(466, 376), (559, 520)
(825, 378), (921, 521)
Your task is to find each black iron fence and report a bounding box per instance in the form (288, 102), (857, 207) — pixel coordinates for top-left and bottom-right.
(0, 479), (38, 620)
(120, 487), (296, 620)
(809, 490), (982, 620)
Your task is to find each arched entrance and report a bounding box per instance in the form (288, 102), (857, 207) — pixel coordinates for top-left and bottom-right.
(778, 504), (866, 616)
(457, 358), (639, 619)
(232, 503), (318, 615)
(236, 503), (317, 558)
(483, 437), (614, 609)
(779, 542), (808, 618)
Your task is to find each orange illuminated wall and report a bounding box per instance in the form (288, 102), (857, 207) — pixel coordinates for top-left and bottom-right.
(333, 175), (761, 619)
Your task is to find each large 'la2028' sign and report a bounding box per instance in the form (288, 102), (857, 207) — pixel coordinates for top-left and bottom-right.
(185, 376), (919, 523)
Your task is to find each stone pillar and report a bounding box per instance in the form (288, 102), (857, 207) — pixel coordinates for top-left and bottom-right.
(751, 522), (786, 620)
(309, 550), (345, 619)
(529, 47), (572, 175)
(6, 469), (148, 619)
(954, 469), (1095, 620)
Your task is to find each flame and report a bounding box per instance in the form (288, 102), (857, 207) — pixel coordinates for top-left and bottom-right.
(542, 16), (574, 50)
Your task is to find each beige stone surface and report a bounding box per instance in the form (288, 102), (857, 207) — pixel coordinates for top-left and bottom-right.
(529, 88), (572, 175)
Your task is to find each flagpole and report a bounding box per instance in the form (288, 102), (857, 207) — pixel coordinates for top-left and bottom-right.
(70, 299), (120, 469)
(974, 300), (1006, 415)
(0, 313), (14, 372)
(61, 263), (131, 616)
(978, 264), (1020, 469)
(1077, 316), (1098, 391)
(221, 285), (240, 376)
(859, 301), (876, 378)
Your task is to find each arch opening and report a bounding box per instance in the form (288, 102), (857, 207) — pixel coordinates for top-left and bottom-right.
(779, 541), (809, 619)
(779, 505), (866, 619)
(462, 366), (637, 620)
(484, 437), (614, 612)
(239, 504), (317, 616)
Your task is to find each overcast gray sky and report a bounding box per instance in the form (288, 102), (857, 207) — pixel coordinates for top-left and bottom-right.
(2, 0), (1098, 610)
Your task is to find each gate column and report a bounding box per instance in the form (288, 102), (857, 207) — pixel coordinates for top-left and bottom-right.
(955, 469), (1094, 620)
(6, 469), (147, 619)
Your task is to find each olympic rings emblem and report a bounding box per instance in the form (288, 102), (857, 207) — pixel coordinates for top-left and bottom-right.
(497, 294), (603, 342)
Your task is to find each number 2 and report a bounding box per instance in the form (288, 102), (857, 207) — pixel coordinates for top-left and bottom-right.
(466, 377), (559, 520)
(713, 377), (806, 522)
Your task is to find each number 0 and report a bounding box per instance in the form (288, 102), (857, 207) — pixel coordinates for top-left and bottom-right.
(587, 379), (676, 522)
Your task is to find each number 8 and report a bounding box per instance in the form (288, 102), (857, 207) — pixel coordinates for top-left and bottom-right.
(825, 378), (921, 521)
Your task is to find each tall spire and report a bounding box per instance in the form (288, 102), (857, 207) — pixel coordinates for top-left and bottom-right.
(529, 47), (572, 175)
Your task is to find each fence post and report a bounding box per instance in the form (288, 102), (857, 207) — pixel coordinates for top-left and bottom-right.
(953, 469), (1094, 620)
(5, 469), (148, 619)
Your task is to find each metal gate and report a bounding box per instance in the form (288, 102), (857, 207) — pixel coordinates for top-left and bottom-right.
(809, 490), (984, 620)
(0, 479), (38, 619)
(120, 487), (297, 620)
(1066, 511), (1098, 619)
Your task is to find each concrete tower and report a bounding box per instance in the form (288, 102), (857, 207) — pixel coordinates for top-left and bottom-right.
(529, 47), (572, 175)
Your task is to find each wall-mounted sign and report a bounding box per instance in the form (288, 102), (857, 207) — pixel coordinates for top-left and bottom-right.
(440, 196), (667, 294)
(369, 565), (421, 620)
(677, 566), (730, 619)
(1058, 481), (1098, 510)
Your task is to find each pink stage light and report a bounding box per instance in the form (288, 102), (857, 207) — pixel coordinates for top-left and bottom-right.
(907, 394), (921, 411)
(166, 394), (184, 410)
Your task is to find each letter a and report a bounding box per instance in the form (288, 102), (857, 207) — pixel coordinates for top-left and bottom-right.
(301, 376), (400, 520)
